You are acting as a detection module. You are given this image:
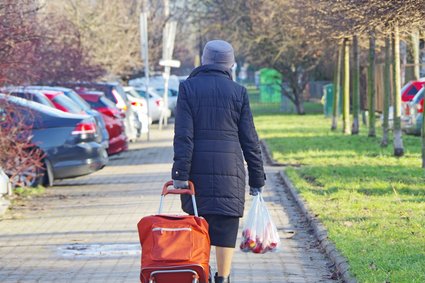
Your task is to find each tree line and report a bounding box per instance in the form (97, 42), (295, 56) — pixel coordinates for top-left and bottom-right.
(191, 0), (425, 167)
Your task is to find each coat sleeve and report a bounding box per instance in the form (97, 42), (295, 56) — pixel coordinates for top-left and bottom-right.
(238, 87), (266, 188)
(172, 83), (194, 181)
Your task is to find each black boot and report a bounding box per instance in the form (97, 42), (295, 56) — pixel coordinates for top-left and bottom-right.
(214, 272), (230, 283)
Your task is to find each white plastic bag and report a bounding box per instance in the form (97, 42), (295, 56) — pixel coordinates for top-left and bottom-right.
(240, 193), (280, 253)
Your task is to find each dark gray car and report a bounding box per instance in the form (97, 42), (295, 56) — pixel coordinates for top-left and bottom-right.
(24, 86), (110, 149)
(0, 94), (108, 187)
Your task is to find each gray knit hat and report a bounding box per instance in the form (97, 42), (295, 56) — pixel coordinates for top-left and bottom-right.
(201, 40), (235, 69)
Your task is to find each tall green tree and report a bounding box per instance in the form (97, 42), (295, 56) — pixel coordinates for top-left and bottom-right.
(342, 38), (351, 134)
(411, 30), (420, 80)
(393, 25), (404, 156)
(368, 32), (376, 137)
(381, 36), (391, 147)
(331, 43), (343, 130)
(351, 34), (360, 135)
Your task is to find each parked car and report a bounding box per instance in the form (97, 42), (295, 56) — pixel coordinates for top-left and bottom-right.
(26, 86), (109, 149)
(0, 94), (108, 187)
(401, 86), (424, 135)
(384, 79), (425, 129)
(154, 87), (178, 115)
(129, 86), (170, 122)
(123, 86), (151, 134)
(1, 87), (55, 108)
(41, 90), (86, 114)
(401, 79), (425, 102)
(129, 76), (179, 115)
(61, 82), (140, 141)
(77, 90), (128, 155)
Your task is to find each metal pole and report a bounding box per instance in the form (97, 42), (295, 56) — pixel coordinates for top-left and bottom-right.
(163, 66), (170, 126)
(140, 12), (150, 141)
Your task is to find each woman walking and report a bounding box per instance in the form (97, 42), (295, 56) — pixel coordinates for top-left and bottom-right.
(172, 40), (265, 283)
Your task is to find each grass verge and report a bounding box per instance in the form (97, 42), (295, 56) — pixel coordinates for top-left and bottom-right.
(253, 103), (425, 282)
(13, 186), (45, 197)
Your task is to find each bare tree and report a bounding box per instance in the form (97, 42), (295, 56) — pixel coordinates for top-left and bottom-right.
(393, 25), (404, 157)
(43, 0), (193, 80)
(33, 13), (104, 83)
(0, 98), (44, 187)
(0, 0), (40, 85)
(193, 0), (326, 114)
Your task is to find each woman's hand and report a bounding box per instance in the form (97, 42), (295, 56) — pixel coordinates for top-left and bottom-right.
(173, 180), (189, 189)
(249, 187), (263, 196)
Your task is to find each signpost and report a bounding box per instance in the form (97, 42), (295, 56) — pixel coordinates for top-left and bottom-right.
(140, 12), (150, 141)
(159, 21), (178, 128)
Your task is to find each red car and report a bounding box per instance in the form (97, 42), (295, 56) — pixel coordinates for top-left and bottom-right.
(401, 80), (425, 102)
(77, 90), (128, 155)
(401, 87), (424, 134)
(41, 90), (85, 114)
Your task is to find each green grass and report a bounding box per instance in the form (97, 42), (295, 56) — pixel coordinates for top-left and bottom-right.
(253, 104), (425, 282)
(13, 185), (45, 197)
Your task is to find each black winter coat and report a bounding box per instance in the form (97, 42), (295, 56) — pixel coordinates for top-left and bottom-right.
(172, 64), (265, 217)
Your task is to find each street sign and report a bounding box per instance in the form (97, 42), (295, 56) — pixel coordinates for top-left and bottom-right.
(159, 20), (178, 129)
(140, 12), (149, 62)
(162, 21), (177, 61)
(159, 59), (181, 68)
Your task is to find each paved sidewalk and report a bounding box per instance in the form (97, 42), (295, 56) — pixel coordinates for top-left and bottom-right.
(0, 126), (338, 283)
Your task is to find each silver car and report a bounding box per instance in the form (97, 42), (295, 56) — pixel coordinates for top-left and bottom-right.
(125, 86), (170, 122)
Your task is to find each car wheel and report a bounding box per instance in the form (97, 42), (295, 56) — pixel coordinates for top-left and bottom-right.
(13, 162), (45, 188)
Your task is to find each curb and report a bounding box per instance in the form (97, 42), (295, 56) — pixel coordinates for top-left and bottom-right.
(260, 140), (357, 283)
(260, 139), (282, 167)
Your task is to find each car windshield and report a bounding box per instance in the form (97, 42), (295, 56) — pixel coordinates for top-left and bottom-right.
(63, 90), (91, 111)
(134, 89), (154, 99)
(155, 88), (178, 97)
(100, 96), (118, 108)
(52, 94), (84, 113)
(11, 92), (55, 107)
(114, 84), (129, 102)
(405, 85), (419, 97)
(412, 87), (425, 104)
(125, 88), (140, 98)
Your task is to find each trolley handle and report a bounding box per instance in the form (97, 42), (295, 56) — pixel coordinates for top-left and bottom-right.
(161, 180), (195, 196)
(158, 181), (198, 217)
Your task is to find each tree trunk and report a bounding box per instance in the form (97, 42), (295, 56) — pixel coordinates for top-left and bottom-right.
(289, 78), (306, 115)
(422, 105), (425, 167)
(342, 38), (351, 134)
(381, 36), (391, 147)
(412, 30), (420, 81)
(393, 25), (404, 157)
(331, 43), (343, 131)
(352, 35), (360, 135)
(400, 40), (407, 87)
(368, 32), (376, 137)
(295, 100), (305, 115)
